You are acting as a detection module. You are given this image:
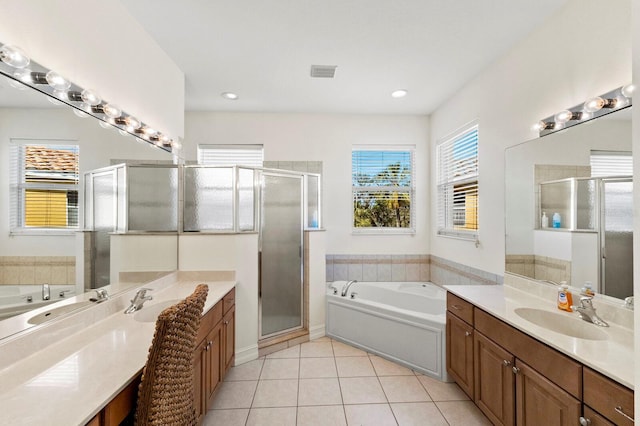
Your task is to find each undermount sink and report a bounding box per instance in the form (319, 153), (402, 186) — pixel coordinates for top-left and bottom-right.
(133, 300), (181, 323)
(514, 308), (609, 341)
(27, 301), (94, 325)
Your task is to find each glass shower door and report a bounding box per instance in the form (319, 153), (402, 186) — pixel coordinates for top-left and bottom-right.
(600, 178), (633, 299)
(260, 172), (303, 339)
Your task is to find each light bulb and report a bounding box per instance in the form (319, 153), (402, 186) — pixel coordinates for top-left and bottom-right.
(53, 90), (68, 101)
(125, 116), (141, 129)
(391, 89), (408, 98)
(143, 127), (157, 136)
(160, 134), (170, 143)
(14, 69), (32, 84)
(621, 84), (635, 98)
(102, 104), (121, 118)
(221, 92), (238, 100)
(0, 45), (30, 68)
(171, 140), (182, 149)
(584, 97), (604, 112)
(81, 89), (101, 106)
(533, 120), (554, 132)
(45, 71), (71, 90)
(554, 110), (573, 123)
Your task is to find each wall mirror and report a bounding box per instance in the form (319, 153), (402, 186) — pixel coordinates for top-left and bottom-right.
(505, 107), (632, 301)
(0, 72), (177, 340)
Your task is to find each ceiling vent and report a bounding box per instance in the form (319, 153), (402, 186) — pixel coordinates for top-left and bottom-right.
(310, 65), (337, 79)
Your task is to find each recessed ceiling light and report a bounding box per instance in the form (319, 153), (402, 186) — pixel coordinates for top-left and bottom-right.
(391, 89), (408, 98)
(221, 92), (238, 100)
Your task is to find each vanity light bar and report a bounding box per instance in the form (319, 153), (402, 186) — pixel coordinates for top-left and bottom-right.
(534, 85), (633, 137)
(0, 42), (177, 153)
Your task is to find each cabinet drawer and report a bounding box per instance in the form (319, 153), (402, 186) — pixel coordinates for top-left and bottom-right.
(583, 406), (615, 426)
(197, 301), (222, 343)
(474, 308), (582, 399)
(583, 368), (634, 426)
(223, 288), (236, 314)
(447, 292), (474, 325)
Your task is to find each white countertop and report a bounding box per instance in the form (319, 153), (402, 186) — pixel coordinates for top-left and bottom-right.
(444, 284), (634, 389)
(0, 278), (235, 426)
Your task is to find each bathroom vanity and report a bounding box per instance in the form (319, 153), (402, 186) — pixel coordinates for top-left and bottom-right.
(446, 284), (634, 426)
(0, 273), (236, 425)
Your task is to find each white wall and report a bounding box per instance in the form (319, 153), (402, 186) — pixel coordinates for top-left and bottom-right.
(0, 0), (185, 139)
(185, 112), (430, 254)
(0, 108), (171, 256)
(631, 0), (640, 417)
(430, 0), (631, 275)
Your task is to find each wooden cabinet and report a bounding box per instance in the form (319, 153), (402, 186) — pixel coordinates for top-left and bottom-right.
(223, 305), (236, 374)
(446, 291), (632, 426)
(85, 375), (141, 425)
(474, 331), (514, 425)
(583, 367), (635, 426)
(446, 311), (474, 398)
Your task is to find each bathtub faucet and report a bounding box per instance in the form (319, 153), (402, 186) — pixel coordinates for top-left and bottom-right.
(340, 280), (358, 297)
(42, 284), (50, 301)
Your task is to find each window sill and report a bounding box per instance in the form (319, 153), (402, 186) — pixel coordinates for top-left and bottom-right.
(437, 230), (478, 242)
(352, 228), (415, 236)
(10, 229), (78, 237)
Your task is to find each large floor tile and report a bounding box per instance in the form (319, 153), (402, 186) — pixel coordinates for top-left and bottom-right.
(260, 358), (300, 380)
(369, 355), (414, 376)
(391, 402), (448, 426)
(252, 379), (298, 407)
(246, 407), (297, 426)
(339, 377), (387, 404)
(344, 404), (398, 426)
(211, 380), (258, 409)
(300, 341), (334, 357)
(298, 378), (343, 406)
(203, 408), (249, 426)
(436, 401), (492, 425)
(224, 359), (264, 381)
(379, 376), (431, 403)
(417, 375), (470, 401)
(300, 357), (338, 378)
(332, 340), (367, 357)
(266, 344), (301, 359)
(336, 356), (376, 377)
(297, 405), (347, 426)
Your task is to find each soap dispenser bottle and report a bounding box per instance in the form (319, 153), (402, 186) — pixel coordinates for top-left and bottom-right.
(557, 283), (573, 312)
(552, 212), (561, 229)
(541, 212), (549, 228)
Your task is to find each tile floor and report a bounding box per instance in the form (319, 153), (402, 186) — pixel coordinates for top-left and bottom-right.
(203, 337), (490, 426)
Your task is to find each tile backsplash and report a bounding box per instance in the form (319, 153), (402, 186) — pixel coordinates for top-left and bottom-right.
(326, 254), (501, 287)
(0, 256), (75, 285)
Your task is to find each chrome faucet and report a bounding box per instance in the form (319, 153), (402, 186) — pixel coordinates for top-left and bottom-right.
(624, 296), (634, 310)
(340, 280), (358, 297)
(124, 288), (153, 314)
(91, 288), (109, 303)
(573, 297), (609, 327)
(42, 284), (50, 301)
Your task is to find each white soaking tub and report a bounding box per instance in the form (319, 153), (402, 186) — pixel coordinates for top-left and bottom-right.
(326, 281), (449, 381)
(0, 285), (76, 320)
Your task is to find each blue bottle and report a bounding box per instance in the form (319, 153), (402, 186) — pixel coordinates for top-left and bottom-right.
(552, 212), (561, 228)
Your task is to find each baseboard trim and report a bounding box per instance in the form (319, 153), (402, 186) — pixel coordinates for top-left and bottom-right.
(234, 344), (259, 366)
(309, 323), (325, 340)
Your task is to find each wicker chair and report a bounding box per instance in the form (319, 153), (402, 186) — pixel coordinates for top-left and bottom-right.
(134, 284), (209, 426)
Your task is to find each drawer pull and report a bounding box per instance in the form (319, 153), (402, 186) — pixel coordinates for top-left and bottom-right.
(451, 304), (463, 310)
(512, 366), (520, 374)
(579, 417), (591, 426)
(615, 406), (634, 423)
(464, 331), (471, 337)
(502, 360), (511, 367)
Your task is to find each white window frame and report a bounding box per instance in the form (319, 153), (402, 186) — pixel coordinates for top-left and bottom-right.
(590, 150), (632, 177)
(352, 144), (415, 234)
(197, 144), (264, 167)
(9, 139), (80, 235)
(436, 122), (479, 241)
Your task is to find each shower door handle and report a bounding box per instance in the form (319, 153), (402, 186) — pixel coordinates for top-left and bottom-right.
(258, 251), (262, 298)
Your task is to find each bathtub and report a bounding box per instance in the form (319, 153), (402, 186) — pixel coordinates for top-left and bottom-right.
(326, 281), (449, 381)
(0, 285), (76, 320)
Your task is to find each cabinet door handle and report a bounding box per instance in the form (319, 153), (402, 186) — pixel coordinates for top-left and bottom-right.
(224, 320), (229, 325)
(464, 331), (471, 337)
(615, 406), (634, 423)
(579, 417), (591, 426)
(502, 360), (511, 367)
(512, 366), (520, 374)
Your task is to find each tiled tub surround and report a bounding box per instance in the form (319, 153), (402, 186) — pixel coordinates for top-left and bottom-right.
(447, 273), (634, 388)
(326, 254), (502, 287)
(0, 271), (236, 425)
(505, 254), (571, 283)
(0, 256), (75, 285)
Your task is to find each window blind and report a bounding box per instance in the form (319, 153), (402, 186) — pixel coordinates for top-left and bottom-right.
(10, 141), (79, 232)
(437, 124), (479, 239)
(352, 146), (415, 231)
(197, 144), (264, 167)
(590, 150), (632, 177)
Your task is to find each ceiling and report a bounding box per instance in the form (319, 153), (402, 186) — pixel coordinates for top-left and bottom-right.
(121, 1), (567, 115)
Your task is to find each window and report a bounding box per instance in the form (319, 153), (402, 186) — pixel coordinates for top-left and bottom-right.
(197, 144), (264, 167)
(10, 141), (79, 233)
(437, 123), (478, 240)
(352, 146), (415, 232)
(590, 150), (632, 177)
